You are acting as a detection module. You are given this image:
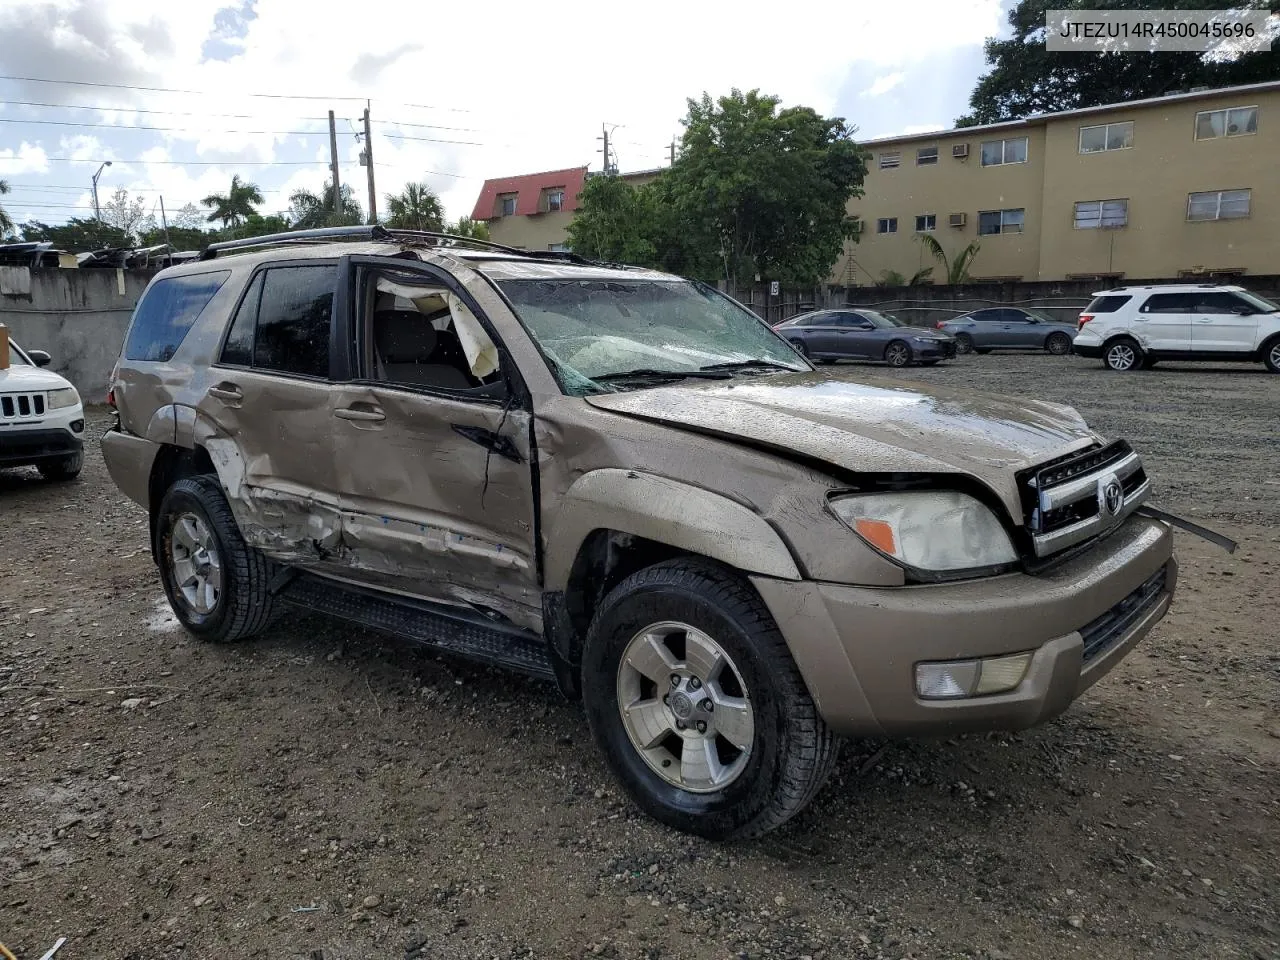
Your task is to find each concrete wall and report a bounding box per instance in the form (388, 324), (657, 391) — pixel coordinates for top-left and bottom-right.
(486, 209), (575, 251)
(0, 267), (154, 400)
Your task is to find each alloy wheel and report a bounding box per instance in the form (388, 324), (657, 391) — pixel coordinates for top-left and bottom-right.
(616, 621), (755, 793)
(1106, 342), (1138, 371)
(170, 512), (223, 615)
(885, 342), (910, 367)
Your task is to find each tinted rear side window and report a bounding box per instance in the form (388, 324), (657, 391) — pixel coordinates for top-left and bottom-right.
(124, 271), (230, 362)
(254, 266), (334, 377)
(1084, 295), (1132, 314)
(1141, 293), (1194, 314)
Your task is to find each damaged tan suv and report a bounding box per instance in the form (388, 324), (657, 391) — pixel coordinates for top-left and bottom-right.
(103, 226), (1177, 839)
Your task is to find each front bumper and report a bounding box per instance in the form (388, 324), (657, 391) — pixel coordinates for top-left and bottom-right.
(751, 516), (1175, 737)
(0, 424), (84, 467)
(915, 339), (957, 360)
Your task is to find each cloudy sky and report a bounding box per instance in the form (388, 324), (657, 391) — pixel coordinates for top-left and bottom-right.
(0, 0), (1008, 231)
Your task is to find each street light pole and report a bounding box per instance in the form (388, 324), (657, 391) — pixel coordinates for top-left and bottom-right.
(91, 161), (112, 221)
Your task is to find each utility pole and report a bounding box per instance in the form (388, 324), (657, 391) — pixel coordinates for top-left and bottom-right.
(328, 110), (342, 215)
(159, 196), (172, 252)
(362, 102), (377, 224)
(598, 123), (614, 175)
(668, 138), (677, 166)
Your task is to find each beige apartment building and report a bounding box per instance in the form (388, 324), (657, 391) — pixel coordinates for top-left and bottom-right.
(841, 80), (1280, 285)
(471, 167), (663, 251)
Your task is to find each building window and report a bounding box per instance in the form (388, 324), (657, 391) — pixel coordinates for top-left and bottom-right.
(1187, 189), (1251, 221)
(916, 147), (938, 165)
(499, 194), (517, 216)
(1079, 121), (1134, 153)
(977, 208), (1025, 235)
(1195, 106), (1257, 140)
(914, 214), (936, 232)
(1073, 199), (1129, 229)
(548, 242), (569, 252)
(877, 217), (898, 234)
(980, 137), (1028, 166)
(879, 152), (901, 169)
(546, 189), (565, 212)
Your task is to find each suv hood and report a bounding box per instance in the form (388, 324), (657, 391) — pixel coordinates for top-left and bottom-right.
(585, 371), (1098, 515)
(0, 364), (73, 390)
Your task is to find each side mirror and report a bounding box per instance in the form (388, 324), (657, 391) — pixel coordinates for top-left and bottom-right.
(28, 349), (52, 367)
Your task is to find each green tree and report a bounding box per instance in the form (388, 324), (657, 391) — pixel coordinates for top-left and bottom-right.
(919, 234), (982, 284)
(566, 174), (659, 264)
(384, 182), (445, 231)
(289, 181), (363, 229)
(448, 216), (490, 240)
(233, 213), (292, 239)
(0, 179), (13, 237)
(20, 218), (130, 251)
(958, 0), (1280, 125)
(662, 89), (868, 289)
(202, 174), (264, 228)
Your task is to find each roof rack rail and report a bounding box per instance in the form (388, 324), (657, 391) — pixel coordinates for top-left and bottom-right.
(199, 225), (381, 259)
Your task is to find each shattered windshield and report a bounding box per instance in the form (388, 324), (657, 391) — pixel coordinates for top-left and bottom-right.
(497, 278), (808, 395)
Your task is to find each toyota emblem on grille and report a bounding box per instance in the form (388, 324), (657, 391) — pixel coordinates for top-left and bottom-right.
(1100, 476), (1124, 517)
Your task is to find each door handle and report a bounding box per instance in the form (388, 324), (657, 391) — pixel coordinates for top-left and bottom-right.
(208, 383), (243, 403)
(334, 406), (386, 422)
(451, 424), (523, 463)
(1195, 317), (1214, 323)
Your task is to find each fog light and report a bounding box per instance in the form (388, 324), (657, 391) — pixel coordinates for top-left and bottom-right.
(916, 652), (1032, 700)
(70, 419), (85, 433)
(974, 652), (1032, 695)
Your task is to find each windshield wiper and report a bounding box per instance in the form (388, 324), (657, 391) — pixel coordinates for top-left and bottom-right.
(593, 368), (733, 383)
(698, 359), (805, 373)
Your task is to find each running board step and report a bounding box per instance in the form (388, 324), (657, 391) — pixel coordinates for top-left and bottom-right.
(279, 573), (555, 681)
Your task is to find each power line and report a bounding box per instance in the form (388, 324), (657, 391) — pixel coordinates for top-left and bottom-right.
(0, 157), (327, 165)
(0, 99), (333, 122)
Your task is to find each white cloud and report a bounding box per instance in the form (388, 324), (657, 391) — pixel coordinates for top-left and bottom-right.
(0, 142), (50, 175)
(0, 0), (1004, 223)
(862, 73), (906, 98)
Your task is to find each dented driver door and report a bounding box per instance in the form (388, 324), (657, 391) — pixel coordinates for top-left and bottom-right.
(326, 258), (542, 632)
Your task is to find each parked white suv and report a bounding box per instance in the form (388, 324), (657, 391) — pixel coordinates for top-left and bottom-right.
(1, 337), (85, 479)
(1073, 284), (1280, 373)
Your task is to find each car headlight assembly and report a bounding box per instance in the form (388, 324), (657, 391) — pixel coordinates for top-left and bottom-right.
(47, 387), (81, 410)
(911, 336), (938, 344)
(830, 490), (1018, 575)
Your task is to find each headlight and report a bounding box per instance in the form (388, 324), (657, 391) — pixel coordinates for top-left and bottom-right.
(47, 387), (80, 410)
(911, 336), (937, 344)
(830, 490), (1018, 572)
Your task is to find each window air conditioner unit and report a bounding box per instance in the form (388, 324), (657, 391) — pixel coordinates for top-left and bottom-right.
(949, 212), (967, 227)
(952, 143), (970, 158)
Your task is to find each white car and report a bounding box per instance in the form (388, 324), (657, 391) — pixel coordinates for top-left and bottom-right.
(1073, 284), (1280, 373)
(1, 337), (86, 480)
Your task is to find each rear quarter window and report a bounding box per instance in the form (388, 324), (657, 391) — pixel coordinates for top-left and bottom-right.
(124, 271), (231, 362)
(1084, 295), (1132, 314)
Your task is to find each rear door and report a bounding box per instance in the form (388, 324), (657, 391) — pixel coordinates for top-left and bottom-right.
(1187, 292), (1260, 353)
(200, 260), (348, 570)
(966, 308), (1003, 347)
(799, 311), (843, 356)
(327, 257), (541, 630)
(1136, 293), (1194, 351)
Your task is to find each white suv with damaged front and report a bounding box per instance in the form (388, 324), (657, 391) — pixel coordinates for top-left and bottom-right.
(0, 337), (85, 480)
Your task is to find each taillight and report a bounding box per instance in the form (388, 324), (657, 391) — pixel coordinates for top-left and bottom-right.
(1078, 314), (1094, 329)
(107, 387), (116, 408)
(935, 321), (946, 329)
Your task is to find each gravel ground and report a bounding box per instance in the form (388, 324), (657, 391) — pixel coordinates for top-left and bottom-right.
(1, 353), (1277, 960)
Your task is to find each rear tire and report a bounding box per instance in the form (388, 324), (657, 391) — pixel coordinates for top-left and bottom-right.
(1263, 336), (1280, 374)
(884, 340), (912, 367)
(954, 333), (974, 355)
(581, 559), (838, 840)
(788, 338), (809, 360)
(1103, 337), (1142, 372)
(37, 451), (83, 481)
(1045, 332), (1072, 355)
(155, 474), (278, 643)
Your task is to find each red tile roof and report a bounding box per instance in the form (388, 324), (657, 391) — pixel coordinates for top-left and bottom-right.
(470, 166), (588, 221)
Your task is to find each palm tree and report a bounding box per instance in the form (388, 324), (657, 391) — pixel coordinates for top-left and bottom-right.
(288, 181), (363, 230)
(202, 175), (264, 229)
(0, 179), (13, 237)
(919, 234), (981, 285)
(384, 182), (444, 232)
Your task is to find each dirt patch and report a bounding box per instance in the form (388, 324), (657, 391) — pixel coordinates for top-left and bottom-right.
(1, 355), (1277, 960)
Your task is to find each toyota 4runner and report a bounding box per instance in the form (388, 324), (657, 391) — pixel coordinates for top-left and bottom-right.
(102, 226), (1177, 839)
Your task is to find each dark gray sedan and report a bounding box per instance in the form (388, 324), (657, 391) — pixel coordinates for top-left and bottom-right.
(936, 307), (1077, 355)
(772, 309), (956, 367)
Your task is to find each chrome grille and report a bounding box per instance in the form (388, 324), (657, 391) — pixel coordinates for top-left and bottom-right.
(0, 392), (47, 421)
(1021, 439), (1150, 558)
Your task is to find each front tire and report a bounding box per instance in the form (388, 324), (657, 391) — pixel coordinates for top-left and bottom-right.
(1263, 336), (1280, 374)
(38, 451), (83, 481)
(581, 559), (837, 840)
(1103, 337), (1142, 372)
(155, 475), (278, 643)
(954, 333), (974, 355)
(1045, 332), (1072, 355)
(884, 340), (912, 367)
